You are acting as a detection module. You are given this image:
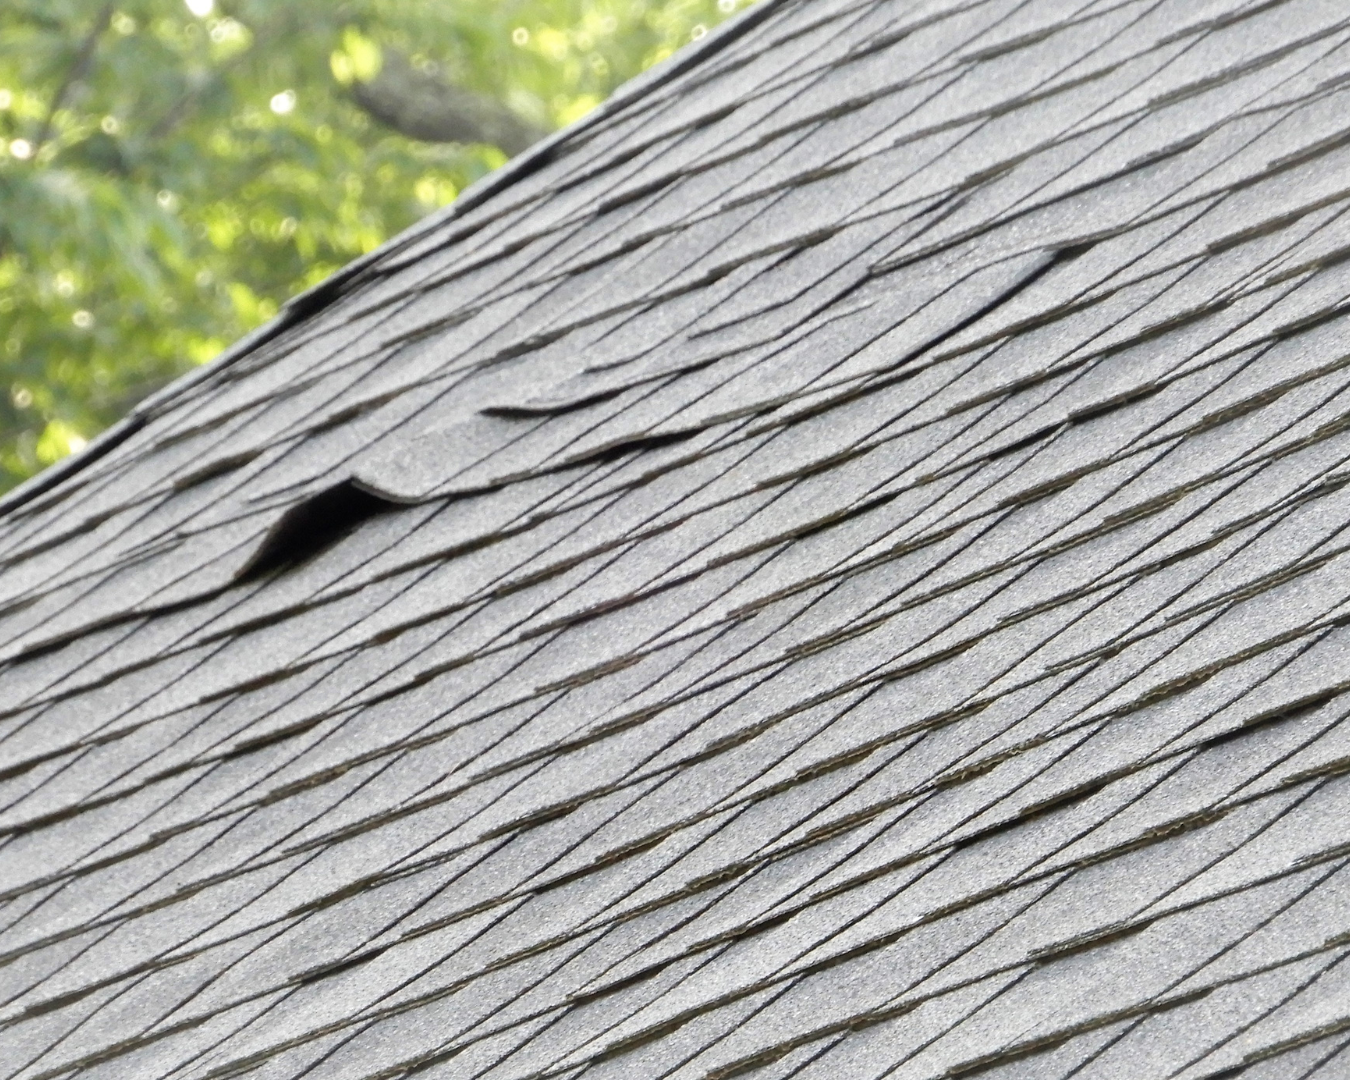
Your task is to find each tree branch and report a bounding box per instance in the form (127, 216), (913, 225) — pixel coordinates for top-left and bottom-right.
(350, 51), (546, 155)
(148, 5), (293, 142)
(35, 2), (115, 153)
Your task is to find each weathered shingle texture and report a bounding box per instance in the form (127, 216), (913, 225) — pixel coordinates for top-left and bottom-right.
(7, 0), (1350, 1076)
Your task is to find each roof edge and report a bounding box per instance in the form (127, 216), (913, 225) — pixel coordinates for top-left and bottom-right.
(0, 0), (790, 522)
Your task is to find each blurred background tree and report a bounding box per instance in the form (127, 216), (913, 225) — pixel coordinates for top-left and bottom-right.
(0, 0), (750, 491)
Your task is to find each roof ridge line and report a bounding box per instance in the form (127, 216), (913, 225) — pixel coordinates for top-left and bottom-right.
(0, 0), (793, 523)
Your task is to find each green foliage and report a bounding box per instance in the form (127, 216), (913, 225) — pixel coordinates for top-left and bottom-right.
(0, 0), (749, 489)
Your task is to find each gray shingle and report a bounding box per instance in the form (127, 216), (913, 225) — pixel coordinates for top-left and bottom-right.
(14, 1), (1350, 1077)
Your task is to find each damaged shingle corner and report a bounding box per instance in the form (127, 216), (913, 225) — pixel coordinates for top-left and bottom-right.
(238, 479), (393, 581)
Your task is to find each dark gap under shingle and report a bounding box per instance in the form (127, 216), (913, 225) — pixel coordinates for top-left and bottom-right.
(240, 481), (395, 581)
(294, 945), (390, 986)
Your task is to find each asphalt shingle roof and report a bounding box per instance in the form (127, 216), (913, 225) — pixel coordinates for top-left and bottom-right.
(7, 0), (1350, 1076)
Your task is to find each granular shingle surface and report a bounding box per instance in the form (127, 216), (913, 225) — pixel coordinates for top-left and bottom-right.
(9, 0), (1350, 1076)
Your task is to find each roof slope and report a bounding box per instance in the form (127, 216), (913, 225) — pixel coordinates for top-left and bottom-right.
(7, 0), (1350, 1076)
